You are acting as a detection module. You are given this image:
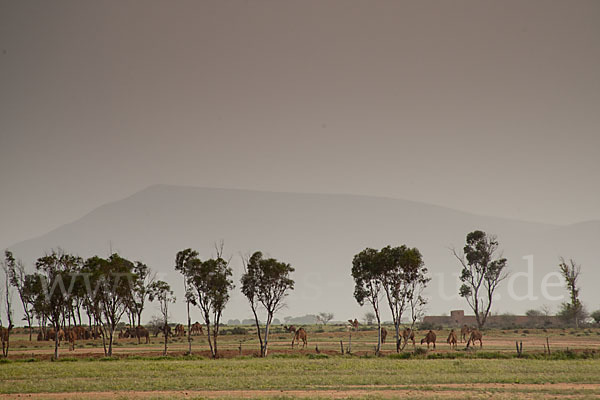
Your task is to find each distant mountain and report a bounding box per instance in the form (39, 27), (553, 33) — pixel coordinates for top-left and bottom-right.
(8, 185), (600, 323)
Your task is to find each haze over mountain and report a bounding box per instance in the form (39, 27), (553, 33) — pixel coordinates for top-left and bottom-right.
(7, 184), (600, 324)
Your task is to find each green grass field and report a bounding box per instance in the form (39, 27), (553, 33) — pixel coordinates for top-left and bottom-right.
(2, 326), (600, 398)
(1, 357), (600, 398)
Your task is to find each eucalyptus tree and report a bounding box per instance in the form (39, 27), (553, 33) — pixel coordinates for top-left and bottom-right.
(1, 256), (14, 357)
(351, 248), (385, 354)
(128, 261), (155, 327)
(148, 280), (175, 356)
(241, 251), (294, 357)
(452, 230), (509, 329)
(558, 257), (585, 328)
(174, 248), (199, 355)
(188, 252), (234, 358)
(83, 254), (136, 356)
(380, 245), (429, 352)
(5, 251), (33, 340)
(34, 249), (82, 359)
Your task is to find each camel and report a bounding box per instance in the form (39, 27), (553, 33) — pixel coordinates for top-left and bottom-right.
(380, 327), (387, 344)
(347, 319), (359, 331)
(1, 323), (13, 357)
(174, 324), (185, 337)
(420, 330), (437, 349)
(466, 329), (483, 348)
(402, 328), (416, 349)
(46, 328), (56, 341)
(446, 329), (458, 349)
(291, 327), (307, 349)
(135, 326), (150, 344)
(64, 328), (76, 351)
(460, 325), (471, 343)
(191, 322), (203, 335)
(72, 326), (87, 340)
(284, 325), (296, 333)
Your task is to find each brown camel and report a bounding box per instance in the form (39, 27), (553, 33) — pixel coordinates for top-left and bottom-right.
(380, 327), (388, 344)
(446, 329), (458, 349)
(466, 329), (483, 348)
(174, 324), (185, 337)
(420, 330), (437, 349)
(460, 325), (471, 343)
(402, 328), (416, 349)
(291, 327), (307, 349)
(64, 328), (76, 351)
(284, 325), (296, 333)
(191, 322), (203, 335)
(72, 326), (87, 340)
(347, 319), (359, 331)
(135, 326), (150, 344)
(1, 323), (13, 357)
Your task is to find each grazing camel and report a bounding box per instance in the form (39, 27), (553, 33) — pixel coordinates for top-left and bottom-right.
(466, 329), (483, 348)
(1, 324), (13, 357)
(420, 330), (437, 349)
(446, 329), (458, 349)
(402, 328), (416, 349)
(135, 326), (150, 344)
(460, 325), (471, 343)
(72, 326), (87, 340)
(174, 324), (185, 337)
(191, 322), (203, 335)
(46, 328), (56, 341)
(291, 327), (307, 349)
(380, 327), (388, 344)
(347, 319), (359, 331)
(65, 328), (76, 351)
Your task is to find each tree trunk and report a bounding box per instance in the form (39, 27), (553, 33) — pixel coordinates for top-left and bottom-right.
(376, 312), (382, 355)
(163, 323), (168, 356)
(108, 327), (114, 356)
(53, 323), (60, 360)
(101, 324), (108, 356)
(251, 305), (263, 356)
(263, 314), (272, 357)
(27, 315), (32, 341)
(186, 302), (192, 355)
(206, 322), (214, 358)
(212, 326), (218, 358)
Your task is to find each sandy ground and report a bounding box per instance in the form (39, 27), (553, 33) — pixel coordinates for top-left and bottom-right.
(2, 384), (600, 399)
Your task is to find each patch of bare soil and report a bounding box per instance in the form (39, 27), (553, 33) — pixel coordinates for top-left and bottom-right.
(2, 384), (598, 399)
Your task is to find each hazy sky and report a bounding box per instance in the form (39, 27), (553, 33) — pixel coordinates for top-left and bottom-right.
(1, 0), (599, 249)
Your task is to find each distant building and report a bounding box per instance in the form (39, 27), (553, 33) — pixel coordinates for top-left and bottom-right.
(423, 310), (561, 328)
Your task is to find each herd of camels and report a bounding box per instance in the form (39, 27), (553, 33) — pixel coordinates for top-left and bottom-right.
(23, 320), (483, 354)
(283, 319), (484, 351)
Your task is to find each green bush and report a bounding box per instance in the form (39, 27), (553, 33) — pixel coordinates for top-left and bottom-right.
(230, 327), (248, 335)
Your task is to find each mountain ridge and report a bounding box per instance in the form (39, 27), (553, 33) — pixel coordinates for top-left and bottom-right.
(7, 184), (600, 323)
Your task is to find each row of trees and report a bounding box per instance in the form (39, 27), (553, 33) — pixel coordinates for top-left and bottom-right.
(350, 230), (510, 356)
(0, 250), (172, 359)
(174, 245), (295, 358)
(0, 230), (594, 359)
